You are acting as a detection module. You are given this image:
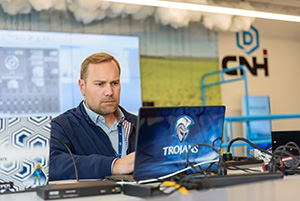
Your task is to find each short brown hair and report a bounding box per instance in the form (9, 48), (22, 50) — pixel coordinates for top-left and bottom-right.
(80, 52), (121, 81)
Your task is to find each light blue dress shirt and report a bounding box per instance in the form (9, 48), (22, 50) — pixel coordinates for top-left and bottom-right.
(83, 102), (127, 158)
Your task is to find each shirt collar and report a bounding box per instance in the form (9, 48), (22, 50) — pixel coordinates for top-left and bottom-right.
(83, 101), (125, 125)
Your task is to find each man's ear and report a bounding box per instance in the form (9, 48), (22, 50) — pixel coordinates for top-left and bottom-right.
(78, 79), (86, 96)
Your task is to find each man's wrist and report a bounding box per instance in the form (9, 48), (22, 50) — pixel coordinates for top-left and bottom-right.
(111, 158), (118, 175)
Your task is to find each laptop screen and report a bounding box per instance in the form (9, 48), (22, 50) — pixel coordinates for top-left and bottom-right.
(133, 106), (225, 180)
(0, 116), (51, 193)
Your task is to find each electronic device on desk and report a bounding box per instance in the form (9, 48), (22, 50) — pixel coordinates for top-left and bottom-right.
(132, 106), (226, 181)
(177, 172), (283, 190)
(36, 136), (121, 200)
(36, 180), (121, 200)
(272, 131), (300, 155)
(261, 131), (300, 175)
(108, 106), (226, 184)
(122, 182), (166, 198)
(225, 156), (263, 166)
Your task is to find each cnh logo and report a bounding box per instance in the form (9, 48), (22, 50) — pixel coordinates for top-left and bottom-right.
(222, 26), (269, 76)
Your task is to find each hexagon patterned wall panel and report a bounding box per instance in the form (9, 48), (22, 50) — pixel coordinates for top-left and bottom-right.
(0, 116), (51, 193)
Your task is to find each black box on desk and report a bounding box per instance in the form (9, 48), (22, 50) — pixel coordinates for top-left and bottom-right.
(123, 183), (166, 197)
(36, 180), (121, 200)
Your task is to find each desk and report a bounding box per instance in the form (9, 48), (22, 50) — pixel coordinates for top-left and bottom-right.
(0, 191), (145, 201)
(0, 175), (298, 201)
(150, 175), (299, 201)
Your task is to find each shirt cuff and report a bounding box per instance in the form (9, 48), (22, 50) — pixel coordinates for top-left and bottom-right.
(111, 158), (118, 174)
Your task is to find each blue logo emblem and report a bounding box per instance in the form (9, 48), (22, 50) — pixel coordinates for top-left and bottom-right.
(236, 26), (259, 55)
(173, 115), (194, 143)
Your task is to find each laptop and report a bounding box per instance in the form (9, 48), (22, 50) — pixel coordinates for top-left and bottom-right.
(132, 106), (226, 181)
(0, 116), (51, 193)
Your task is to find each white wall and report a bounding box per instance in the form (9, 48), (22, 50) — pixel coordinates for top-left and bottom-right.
(219, 19), (300, 153)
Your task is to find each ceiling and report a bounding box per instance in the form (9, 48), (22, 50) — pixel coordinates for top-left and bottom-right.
(213, 0), (300, 15)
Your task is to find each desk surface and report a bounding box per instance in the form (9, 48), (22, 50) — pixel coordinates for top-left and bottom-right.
(151, 175), (298, 201)
(0, 191), (145, 201)
(0, 175), (298, 201)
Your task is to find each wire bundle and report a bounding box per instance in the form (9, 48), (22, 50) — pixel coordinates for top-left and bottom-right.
(227, 137), (300, 174)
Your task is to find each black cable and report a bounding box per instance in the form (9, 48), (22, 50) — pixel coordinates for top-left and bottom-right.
(204, 162), (217, 172)
(226, 137), (300, 172)
(226, 166), (261, 173)
(186, 143), (221, 174)
(281, 141), (300, 156)
(51, 135), (79, 181)
(285, 141), (300, 149)
(267, 142), (300, 172)
(272, 146), (300, 165)
(181, 143), (229, 190)
(273, 145), (300, 158)
(227, 137), (272, 156)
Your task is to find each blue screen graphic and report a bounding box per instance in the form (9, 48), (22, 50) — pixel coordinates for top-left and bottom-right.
(134, 106), (225, 180)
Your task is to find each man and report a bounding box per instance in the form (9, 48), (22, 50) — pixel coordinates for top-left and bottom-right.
(49, 52), (137, 180)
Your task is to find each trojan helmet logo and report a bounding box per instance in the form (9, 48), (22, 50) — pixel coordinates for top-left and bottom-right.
(173, 115), (194, 143)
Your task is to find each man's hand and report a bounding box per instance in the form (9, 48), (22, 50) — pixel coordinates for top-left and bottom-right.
(112, 152), (135, 175)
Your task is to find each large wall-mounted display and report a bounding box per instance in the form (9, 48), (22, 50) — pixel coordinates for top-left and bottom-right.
(0, 30), (141, 117)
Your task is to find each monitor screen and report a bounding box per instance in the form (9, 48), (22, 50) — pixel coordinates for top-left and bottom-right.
(0, 30), (141, 117)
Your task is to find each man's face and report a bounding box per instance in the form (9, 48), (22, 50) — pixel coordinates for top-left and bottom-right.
(78, 60), (120, 117)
